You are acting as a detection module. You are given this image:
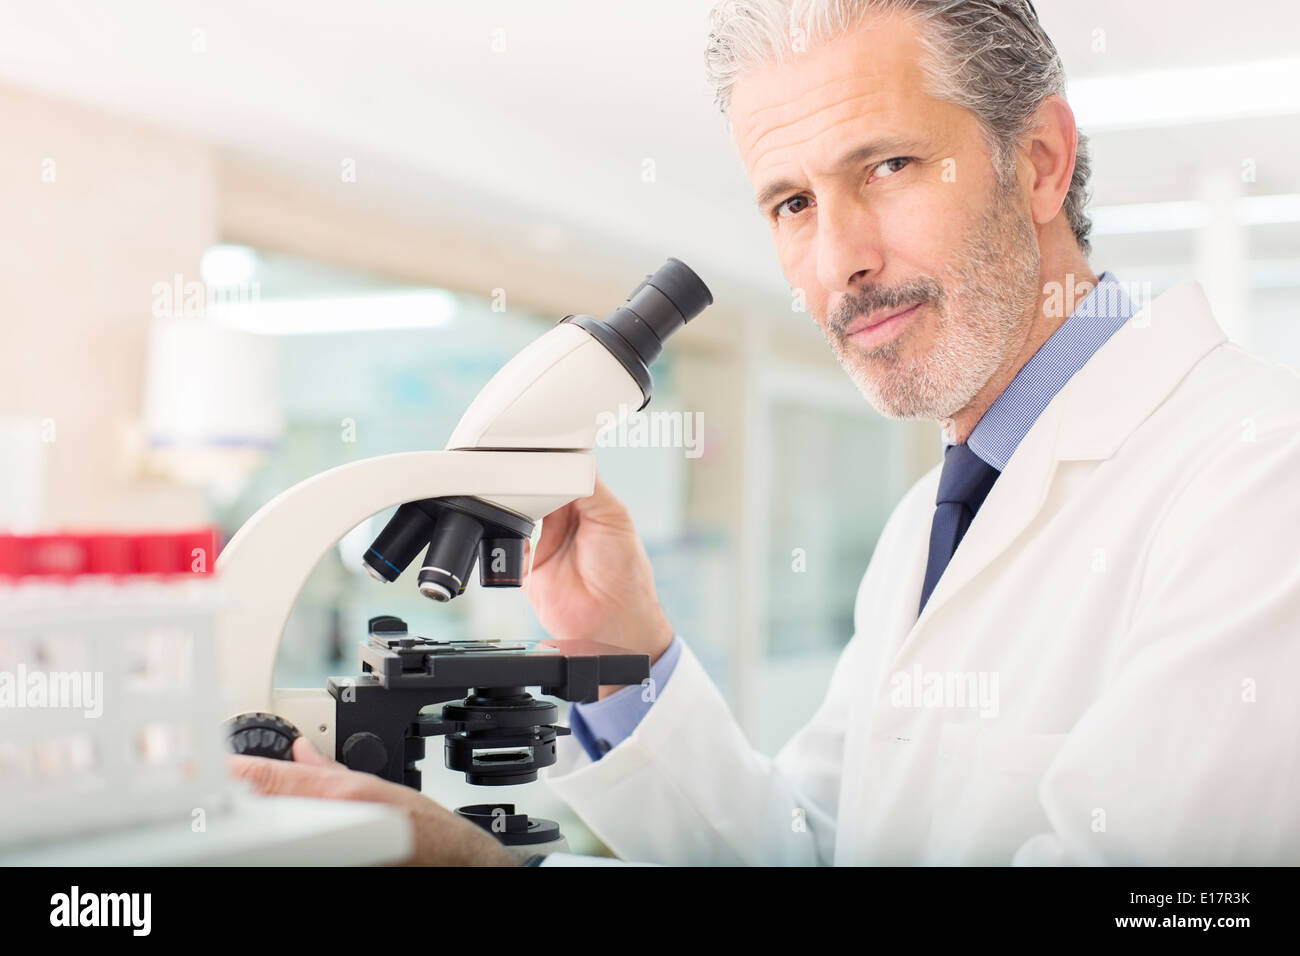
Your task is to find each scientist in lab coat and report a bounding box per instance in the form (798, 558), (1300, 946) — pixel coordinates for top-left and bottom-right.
(233, 0), (1300, 866)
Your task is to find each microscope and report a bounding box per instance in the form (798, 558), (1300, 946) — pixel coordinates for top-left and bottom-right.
(216, 258), (712, 858)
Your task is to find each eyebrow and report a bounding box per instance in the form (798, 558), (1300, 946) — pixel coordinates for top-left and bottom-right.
(754, 136), (920, 212)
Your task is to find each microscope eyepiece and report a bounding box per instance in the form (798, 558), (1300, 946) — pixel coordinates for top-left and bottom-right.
(640, 257), (714, 332)
(559, 257), (713, 409)
(605, 257), (712, 368)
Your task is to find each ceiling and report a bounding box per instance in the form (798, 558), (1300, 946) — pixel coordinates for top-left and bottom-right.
(1, 0), (1296, 310)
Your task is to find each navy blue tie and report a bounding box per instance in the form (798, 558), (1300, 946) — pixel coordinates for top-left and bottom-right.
(918, 443), (1001, 616)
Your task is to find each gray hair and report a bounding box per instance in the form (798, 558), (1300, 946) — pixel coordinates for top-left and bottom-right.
(705, 0), (1093, 254)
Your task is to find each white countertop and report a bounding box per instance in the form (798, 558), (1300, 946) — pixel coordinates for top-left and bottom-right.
(0, 791), (412, 866)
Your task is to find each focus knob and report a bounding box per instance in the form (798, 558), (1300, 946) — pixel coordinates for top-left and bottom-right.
(227, 712), (300, 760)
(341, 732), (388, 774)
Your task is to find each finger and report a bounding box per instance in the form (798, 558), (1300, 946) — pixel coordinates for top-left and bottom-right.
(573, 472), (632, 524)
(531, 502), (576, 569)
(228, 753), (342, 798)
(579, 472), (616, 511)
(292, 735), (335, 766)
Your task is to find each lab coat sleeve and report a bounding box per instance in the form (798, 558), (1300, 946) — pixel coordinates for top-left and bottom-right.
(541, 604), (884, 865)
(1014, 422), (1300, 865)
(540, 466), (931, 866)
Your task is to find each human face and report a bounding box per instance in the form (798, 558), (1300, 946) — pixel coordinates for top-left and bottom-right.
(731, 13), (1041, 420)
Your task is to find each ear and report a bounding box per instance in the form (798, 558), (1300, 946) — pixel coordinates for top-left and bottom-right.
(1021, 95), (1078, 229)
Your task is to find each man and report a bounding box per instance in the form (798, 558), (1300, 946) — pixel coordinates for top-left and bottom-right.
(234, 0), (1300, 865)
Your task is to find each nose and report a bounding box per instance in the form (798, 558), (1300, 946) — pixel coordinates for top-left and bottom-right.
(815, 197), (884, 296)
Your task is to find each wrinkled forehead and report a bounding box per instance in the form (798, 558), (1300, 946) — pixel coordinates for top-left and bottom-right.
(729, 15), (937, 174)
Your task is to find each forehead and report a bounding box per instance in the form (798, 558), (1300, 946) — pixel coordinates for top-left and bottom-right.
(730, 13), (939, 175)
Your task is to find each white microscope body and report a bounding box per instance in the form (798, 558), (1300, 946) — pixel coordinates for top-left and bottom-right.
(213, 258), (712, 807)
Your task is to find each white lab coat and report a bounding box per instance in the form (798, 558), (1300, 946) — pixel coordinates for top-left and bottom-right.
(541, 280), (1300, 865)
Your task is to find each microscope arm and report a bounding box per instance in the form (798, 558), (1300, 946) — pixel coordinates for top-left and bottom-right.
(215, 450), (595, 725)
(214, 319), (638, 727)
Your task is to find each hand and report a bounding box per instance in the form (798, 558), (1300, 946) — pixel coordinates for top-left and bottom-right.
(526, 473), (673, 699)
(229, 737), (521, 866)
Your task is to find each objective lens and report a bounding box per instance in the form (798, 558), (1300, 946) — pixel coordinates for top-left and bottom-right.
(363, 502), (436, 583)
(417, 509), (483, 602)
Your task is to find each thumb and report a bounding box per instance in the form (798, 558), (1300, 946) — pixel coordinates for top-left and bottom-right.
(292, 735), (336, 766)
(228, 752), (340, 798)
(573, 473), (632, 525)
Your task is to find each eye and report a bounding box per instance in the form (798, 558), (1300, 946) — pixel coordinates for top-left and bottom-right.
(871, 157), (912, 180)
(775, 194), (813, 220)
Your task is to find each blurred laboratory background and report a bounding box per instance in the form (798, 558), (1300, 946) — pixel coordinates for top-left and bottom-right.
(1, 1), (1298, 853)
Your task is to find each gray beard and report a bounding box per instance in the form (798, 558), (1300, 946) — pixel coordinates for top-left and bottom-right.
(824, 180), (1041, 422)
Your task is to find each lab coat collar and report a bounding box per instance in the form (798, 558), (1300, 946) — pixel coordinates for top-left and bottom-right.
(1054, 280), (1227, 462)
(912, 279), (1227, 630)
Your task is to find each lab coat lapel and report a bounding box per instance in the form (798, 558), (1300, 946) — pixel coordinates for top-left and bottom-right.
(907, 280), (1226, 631)
(1054, 281), (1225, 461)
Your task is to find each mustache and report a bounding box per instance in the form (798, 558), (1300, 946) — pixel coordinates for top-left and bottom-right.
(828, 277), (944, 336)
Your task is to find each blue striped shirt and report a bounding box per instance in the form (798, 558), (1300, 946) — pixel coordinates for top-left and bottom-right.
(960, 271), (1135, 468)
(572, 270), (1138, 762)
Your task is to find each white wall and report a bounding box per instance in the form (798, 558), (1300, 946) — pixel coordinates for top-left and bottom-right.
(0, 84), (216, 527)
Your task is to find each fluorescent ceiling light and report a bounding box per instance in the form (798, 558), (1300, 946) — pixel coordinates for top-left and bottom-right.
(1091, 193), (1300, 236)
(1091, 200), (1208, 235)
(1119, 259), (1300, 291)
(1070, 57), (1300, 130)
(208, 290), (457, 335)
(1238, 193), (1300, 226)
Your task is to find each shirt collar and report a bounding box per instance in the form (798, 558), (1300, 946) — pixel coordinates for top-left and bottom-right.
(944, 271), (1138, 471)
